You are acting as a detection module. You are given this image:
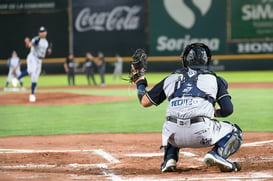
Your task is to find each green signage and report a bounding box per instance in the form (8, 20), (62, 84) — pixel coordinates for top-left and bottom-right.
(149, 0), (226, 56)
(228, 0), (273, 40)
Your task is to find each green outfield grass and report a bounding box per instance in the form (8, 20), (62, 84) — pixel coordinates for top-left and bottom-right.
(1, 70), (273, 88)
(0, 71), (272, 137)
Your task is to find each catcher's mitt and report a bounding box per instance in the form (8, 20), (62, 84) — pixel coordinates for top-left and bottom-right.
(129, 49), (147, 83)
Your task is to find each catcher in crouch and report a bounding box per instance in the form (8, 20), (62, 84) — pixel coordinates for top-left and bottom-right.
(129, 43), (242, 173)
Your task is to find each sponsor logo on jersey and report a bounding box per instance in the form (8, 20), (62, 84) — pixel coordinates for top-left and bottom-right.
(171, 98), (198, 107)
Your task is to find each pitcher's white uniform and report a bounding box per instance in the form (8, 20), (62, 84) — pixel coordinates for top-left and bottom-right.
(27, 36), (48, 82)
(18, 26), (50, 102)
(6, 52), (21, 84)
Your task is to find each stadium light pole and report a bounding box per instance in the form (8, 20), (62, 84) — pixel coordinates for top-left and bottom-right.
(68, 0), (73, 54)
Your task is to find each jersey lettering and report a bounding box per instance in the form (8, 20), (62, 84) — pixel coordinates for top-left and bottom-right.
(171, 98), (199, 107)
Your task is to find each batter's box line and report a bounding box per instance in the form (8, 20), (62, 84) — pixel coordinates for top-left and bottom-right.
(0, 148), (120, 164)
(0, 163), (108, 169)
(242, 139), (273, 147)
(0, 148), (122, 181)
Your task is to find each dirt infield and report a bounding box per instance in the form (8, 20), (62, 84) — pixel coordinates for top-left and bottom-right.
(0, 82), (272, 180)
(1, 82), (272, 106)
(0, 92), (133, 106)
(0, 132), (272, 181)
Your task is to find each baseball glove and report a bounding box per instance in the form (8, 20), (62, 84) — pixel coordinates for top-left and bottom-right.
(129, 49), (147, 83)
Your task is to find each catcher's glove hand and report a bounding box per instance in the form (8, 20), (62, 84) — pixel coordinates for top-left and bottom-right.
(129, 49), (147, 83)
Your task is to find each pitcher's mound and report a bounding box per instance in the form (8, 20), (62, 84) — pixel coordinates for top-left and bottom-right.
(0, 92), (134, 105)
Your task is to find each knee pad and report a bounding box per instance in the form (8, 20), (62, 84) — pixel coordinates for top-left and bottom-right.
(214, 123), (242, 159)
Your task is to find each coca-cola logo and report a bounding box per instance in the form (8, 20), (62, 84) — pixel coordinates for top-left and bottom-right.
(75, 6), (142, 32)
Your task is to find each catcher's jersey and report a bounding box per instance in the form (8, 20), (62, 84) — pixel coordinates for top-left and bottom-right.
(8, 57), (20, 68)
(30, 36), (48, 59)
(146, 68), (222, 119)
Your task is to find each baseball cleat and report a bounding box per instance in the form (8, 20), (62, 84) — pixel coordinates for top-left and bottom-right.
(161, 158), (177, 172)
(29, 94), (36, 102)
(204, 151), (241, 172)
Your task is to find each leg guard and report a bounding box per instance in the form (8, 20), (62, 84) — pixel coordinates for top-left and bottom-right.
(213, 123), (242, 159)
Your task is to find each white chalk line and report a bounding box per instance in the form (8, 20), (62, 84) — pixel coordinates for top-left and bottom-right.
(0, 148), (120, 163)
(126, 151), (197, 157)
(92, 149), (122, 180)
(0, 148), (121, 180)
(0, 139), (272, 181)
(0, 149), (116, 169)
(242, 139), (273, 147)
(93, 149), (120, 164)
(0, 164), (56, 169)
(125, 151), (204, 162)
(125, 139), (273, 159)
(0, 149), (95, 154)
(102, 171), (123, 181)
(0, 148), (122, 180)
(0, 163), (108, 169)
(124, 172), (273, 181)
(126, 152), (273, 162)
(0, 139), (271, 155)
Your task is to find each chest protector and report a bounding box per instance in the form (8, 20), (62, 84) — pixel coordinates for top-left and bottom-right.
(169, 69), (215, 104)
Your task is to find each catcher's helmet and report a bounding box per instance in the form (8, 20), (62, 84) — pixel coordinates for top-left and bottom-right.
(181, 43), (211, 70)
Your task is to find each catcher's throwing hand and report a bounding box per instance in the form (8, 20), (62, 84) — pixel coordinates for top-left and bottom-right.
(129, 49), (147, 83)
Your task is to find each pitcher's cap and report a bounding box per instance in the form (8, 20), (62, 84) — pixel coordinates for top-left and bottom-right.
(39, 26), (47, 32)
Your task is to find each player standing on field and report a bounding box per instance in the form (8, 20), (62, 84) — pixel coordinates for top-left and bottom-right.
(82, 52), (97, 86)
(4, 51), (23, 91)
(64, 53), (76, 86)
(97, 51), (106, 86)
(17, 26), (51, 102)
(112, 53), (123, 81)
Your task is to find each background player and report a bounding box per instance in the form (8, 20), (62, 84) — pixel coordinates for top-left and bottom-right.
(4, 51), (23, 91)
(96, 51), (106, 86)
(64, 53), (76, 86)
(112, 53), (123, 82)
(129, 43), (242, 173)
(17, 26), (51, 102)
(82, 52), (97, 86)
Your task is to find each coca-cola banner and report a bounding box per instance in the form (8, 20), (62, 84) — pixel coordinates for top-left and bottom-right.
(72, 0), (146, 56)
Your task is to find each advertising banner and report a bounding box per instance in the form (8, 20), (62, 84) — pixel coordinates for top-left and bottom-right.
(228, 0), (273, 40)
(72, 0), (146, 56)
(149, 0), (226, 56)
(227, 0), (273, 54)
(0, 0), (67, 11)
